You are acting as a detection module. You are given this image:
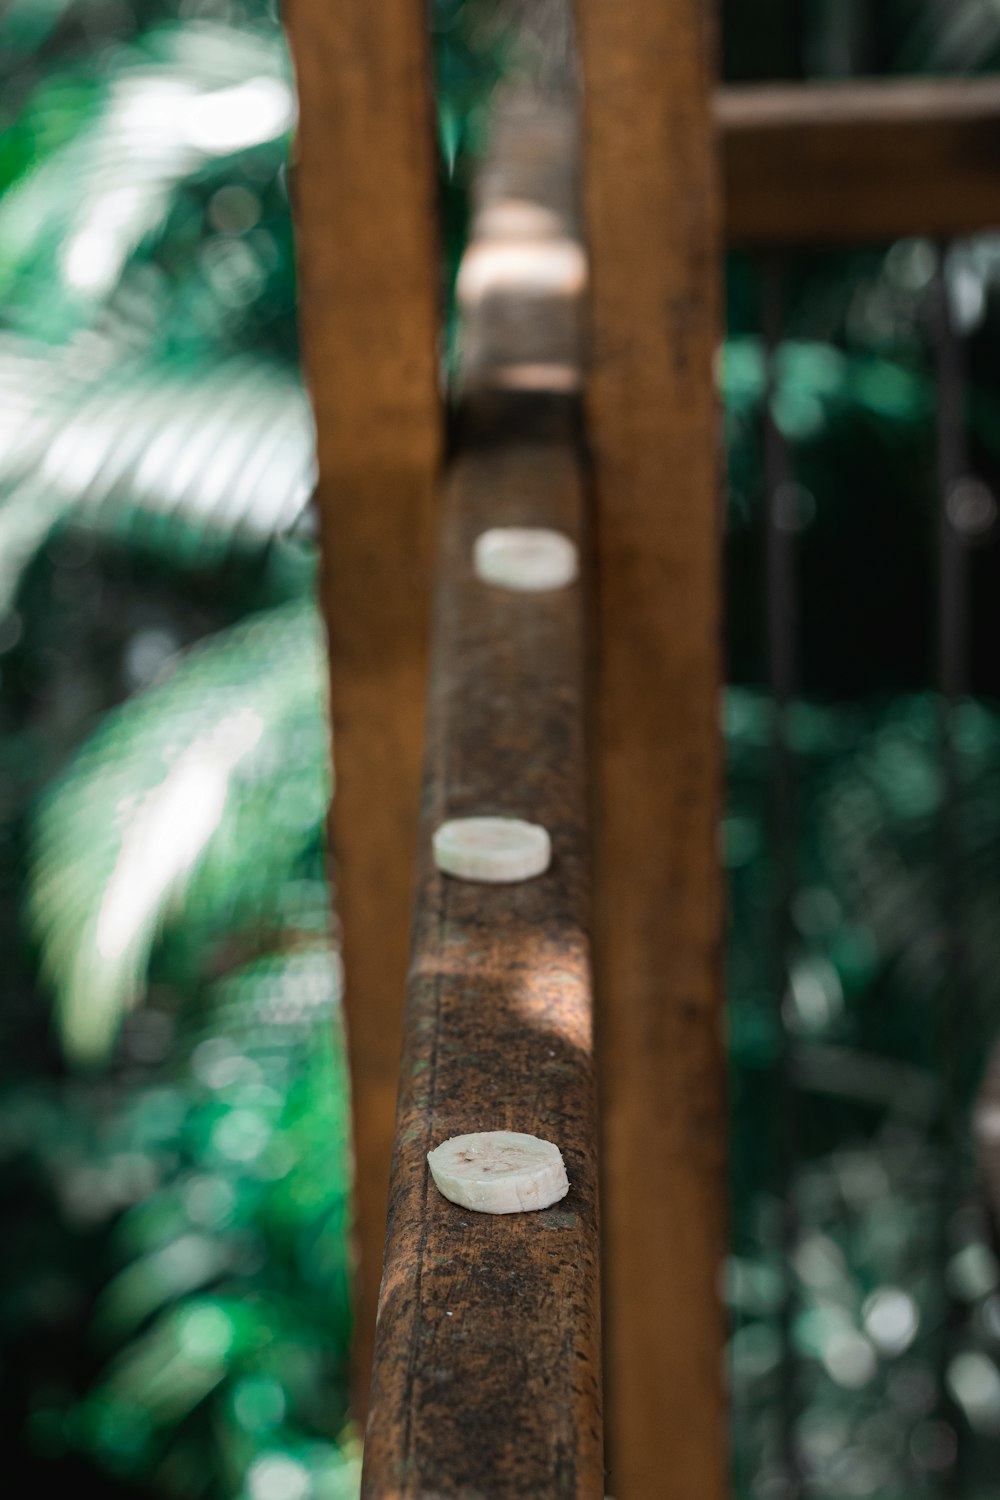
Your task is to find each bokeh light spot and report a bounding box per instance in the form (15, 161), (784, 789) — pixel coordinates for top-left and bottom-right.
(177, 1303), (235, 1366)
(247, 1453), (311, 1500)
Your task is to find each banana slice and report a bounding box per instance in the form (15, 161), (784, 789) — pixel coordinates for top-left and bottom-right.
(473, 526), (578, 592)
(432, 815), (551, 883)
(428, 1131), (569, 1214)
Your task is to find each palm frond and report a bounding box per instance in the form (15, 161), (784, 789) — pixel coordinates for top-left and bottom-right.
(0, 20), (294, 339)
(0, 336), (315, 609)
(29, 600), (330, 1064)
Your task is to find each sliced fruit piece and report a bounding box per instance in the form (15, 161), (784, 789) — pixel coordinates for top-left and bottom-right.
(432, 815), (551, 883)
(473, 526), (578, 592)
(428, 1130), (569, 1214)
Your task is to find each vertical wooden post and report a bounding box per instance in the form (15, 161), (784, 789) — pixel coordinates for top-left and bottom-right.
(574, 3), (728, 1497)
(283, 0), (442, 1421)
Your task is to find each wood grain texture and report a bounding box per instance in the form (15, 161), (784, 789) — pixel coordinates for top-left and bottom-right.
(718, 77), (1000, 243)
(361, 435), (603, 1499)
(574, 3), (728, 1497)
(283, 0), (442, 1420)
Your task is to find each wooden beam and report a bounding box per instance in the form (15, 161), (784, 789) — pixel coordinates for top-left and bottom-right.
(574, 4), (728, 1499)
(719, 77), (1000, 244)
(283, 0), (442, 1422)
(361, 90), (601, 1498)
(362, 432), (602, 1498)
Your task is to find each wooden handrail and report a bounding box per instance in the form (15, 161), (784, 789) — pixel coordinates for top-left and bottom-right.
(361, 431), (602, 1498)
(360, 96), (603, 1498)
(719, 76), (1000, 243)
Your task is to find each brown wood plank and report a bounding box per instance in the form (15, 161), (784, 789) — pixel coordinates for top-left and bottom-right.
(361, 432), (603, 1499)
(283, 0), (442, 1421)
(362, 89), (601, 1499)
(719, 77), (1000, 244)
(574, 4), (728, 1498)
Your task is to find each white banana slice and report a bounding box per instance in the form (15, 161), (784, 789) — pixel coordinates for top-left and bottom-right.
(432, 815), (551, 883)
(428, 1131), (569, 1214)
(473, 526), (578, 592)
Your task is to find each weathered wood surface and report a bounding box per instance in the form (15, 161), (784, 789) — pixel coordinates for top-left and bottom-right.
(719, 77), (1000, 243)
(361, 436), (602, 1500)
(575, 2), (729, 1497)
(361, 93), (602, 1498)
(284, 0), (442, 1420)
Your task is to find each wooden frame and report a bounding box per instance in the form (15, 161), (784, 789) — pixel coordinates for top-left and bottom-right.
(575, 4), (729, 1499)
(284, 0), (443, 1420)
(288, 0), (731, 1490)
(285, 1), (1000, 1493)
(719, 76), (1000, 243)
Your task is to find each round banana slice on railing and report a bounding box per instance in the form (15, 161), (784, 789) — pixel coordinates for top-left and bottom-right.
(428, 1131), (569, 1214)
(473, 526), (578, 592)
(432, 815), (551, 883)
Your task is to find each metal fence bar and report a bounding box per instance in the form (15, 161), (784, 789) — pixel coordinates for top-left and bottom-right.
(935, 246), (972, 705)
(933, 241), (974, 1499)
(761, 253), (802, 1500)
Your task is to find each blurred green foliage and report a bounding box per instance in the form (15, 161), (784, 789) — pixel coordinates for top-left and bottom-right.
(0, 3), (498, 1498)
(2, 3), (1000, 1500)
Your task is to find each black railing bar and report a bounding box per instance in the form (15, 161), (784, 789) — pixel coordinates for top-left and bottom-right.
(933, 238), (972, 1500)
(761, 250), (802, 1500)
(935, 245), (971, 704)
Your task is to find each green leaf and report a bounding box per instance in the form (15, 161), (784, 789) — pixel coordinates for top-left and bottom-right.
(0, 21), (294, 338)
(0, 337), (315, 610)
(29, 600), (330, 1064)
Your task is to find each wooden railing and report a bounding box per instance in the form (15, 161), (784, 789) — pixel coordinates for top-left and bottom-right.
(719, 76), (1000, 242)
(360, 102), (602, 1494)
(284, 0), (1000, 1490)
